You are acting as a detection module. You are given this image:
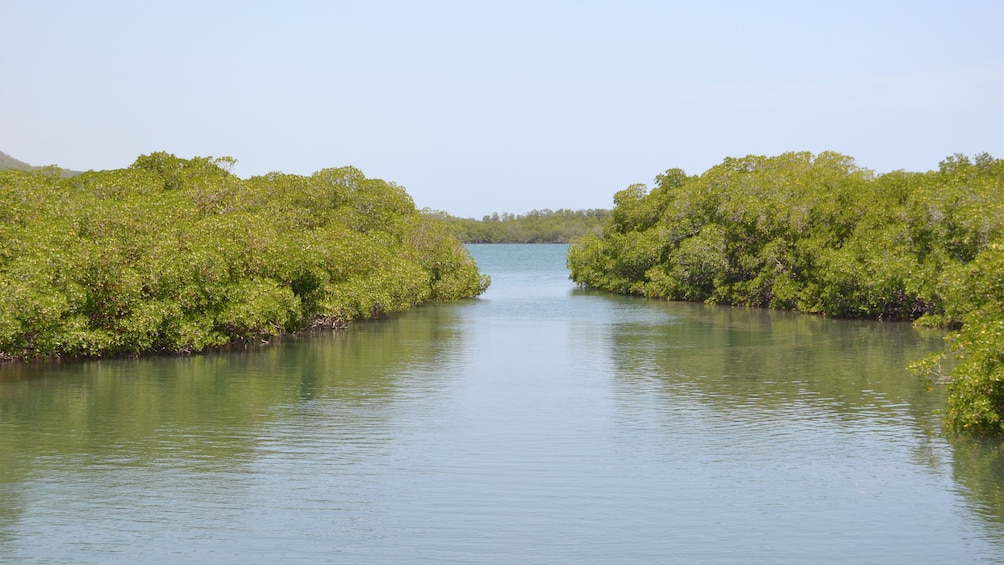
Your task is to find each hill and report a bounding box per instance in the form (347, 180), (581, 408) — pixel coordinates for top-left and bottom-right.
(0, 150), (83, 177)
(0, 151), (34, 171)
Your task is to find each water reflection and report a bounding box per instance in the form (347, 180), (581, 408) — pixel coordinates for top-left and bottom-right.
(586, 294), (947, 424)
(0, 303), (466, 561)
(573, 289), (1004, 551)
(949, 435), (1004, 538)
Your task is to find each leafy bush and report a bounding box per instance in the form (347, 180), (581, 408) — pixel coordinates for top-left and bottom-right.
(569, 151), (1004, 435)
(0, 153), (489, 360)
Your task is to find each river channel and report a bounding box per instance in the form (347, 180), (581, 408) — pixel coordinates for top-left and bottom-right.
(2, 244), (1003, 563)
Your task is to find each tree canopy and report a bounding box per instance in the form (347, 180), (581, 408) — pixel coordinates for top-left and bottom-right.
(0, 152), (489, 361)
(568, 151), (1004, 435)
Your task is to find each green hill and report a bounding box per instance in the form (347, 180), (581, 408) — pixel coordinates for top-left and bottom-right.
(0, 151), (34, 171)
(0, 150), (82, 177)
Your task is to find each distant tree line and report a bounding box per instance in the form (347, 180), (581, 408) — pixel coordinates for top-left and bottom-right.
(567, 151), (1004, 436)
(0, 152), (489, 361)
(447, 208), (611, 243)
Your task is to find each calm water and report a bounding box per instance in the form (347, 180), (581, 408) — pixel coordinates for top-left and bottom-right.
(2, 244), (1003, 563)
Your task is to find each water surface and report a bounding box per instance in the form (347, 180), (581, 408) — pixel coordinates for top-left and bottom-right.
(2, 244), (1003, 563)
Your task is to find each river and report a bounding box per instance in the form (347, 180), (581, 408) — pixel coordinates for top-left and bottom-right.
(2, 244), (1003, 563)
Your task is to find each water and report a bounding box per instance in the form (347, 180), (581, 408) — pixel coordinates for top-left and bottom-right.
(2, 244), (1003, 563)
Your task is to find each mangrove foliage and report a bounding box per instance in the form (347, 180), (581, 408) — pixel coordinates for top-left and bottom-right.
(567, 151), (1004, 435)
(0, 152), (489, 361)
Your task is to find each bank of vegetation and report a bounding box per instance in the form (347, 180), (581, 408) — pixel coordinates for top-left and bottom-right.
(0, 152), (489, 362)
(568, 151), (1004, 436)
(447, 208), (610, 243)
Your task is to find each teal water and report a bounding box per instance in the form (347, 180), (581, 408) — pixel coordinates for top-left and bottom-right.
(2, 244), (1002, 563)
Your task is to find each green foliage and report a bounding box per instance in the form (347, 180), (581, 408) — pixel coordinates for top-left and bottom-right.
(448, 208), (611, 243)
(939, 243), (1004, 435)
(569, 151), (1004, 435)
(0, 154), (488, 361)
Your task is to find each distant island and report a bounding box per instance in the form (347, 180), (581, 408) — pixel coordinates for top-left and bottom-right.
(445, 208), (611, 244)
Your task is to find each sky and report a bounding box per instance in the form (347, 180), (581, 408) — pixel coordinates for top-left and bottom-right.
(2, 1), (1002, 219)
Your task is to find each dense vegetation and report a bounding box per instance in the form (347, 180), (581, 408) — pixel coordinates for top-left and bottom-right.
(568, 151), (1004, 435)
(0, 152), (489, 361)
(447, 208), (610, 243)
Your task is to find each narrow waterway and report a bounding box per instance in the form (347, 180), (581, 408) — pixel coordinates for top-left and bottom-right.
(2, 244), (1002, 563)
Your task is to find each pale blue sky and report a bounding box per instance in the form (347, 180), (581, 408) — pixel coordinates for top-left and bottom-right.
(2, 0), (1002, 218)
